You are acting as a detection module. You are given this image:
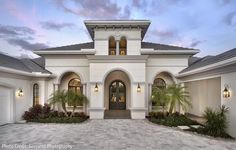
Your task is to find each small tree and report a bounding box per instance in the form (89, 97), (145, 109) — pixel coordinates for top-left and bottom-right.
(151, 87), (169, 115)
(167, 84), (191, 114)
(67, 90), (88, 117)
(49, 90), (69, 117)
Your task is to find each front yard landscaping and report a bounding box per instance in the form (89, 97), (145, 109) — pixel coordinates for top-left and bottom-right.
(23, 104), (88, 123)
(149, 112), (199, 127)
(23, 90), (89, 123)
(149, 84), (233, 139)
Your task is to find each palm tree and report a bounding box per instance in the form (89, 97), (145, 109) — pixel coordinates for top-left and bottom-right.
(151, 87), (169, 114)
(167, 84), (191, 114)
(67, 90), (88, 117)
(49, 90), (69, 116)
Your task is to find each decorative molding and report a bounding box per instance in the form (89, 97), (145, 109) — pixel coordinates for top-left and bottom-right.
(88, 107), (106, 111)
(129, 107), (147, 111)
(87, 55), (148, 63)
(141, 49), (200, 55)
(34, 49), (95, 55)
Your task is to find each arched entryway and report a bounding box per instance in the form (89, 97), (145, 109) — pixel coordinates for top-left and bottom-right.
(57, 71), (85, 113)
(151, 71), (176, 111)
(104, 70), (131, 119)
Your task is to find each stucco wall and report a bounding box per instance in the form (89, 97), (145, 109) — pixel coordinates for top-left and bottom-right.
(185, 77), (221, 116)
(94, 30), (141, 55)
(0, 72), (36, 122)
(43, 55), (90, 100)
(221, 72), (236, 138)
(146, 55), (189, 84)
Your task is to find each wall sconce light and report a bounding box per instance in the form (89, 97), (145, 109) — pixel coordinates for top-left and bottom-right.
(223, 85), (230, 98)
(137, 83), (141, 92)
(94, 83), (98, 92)
(18, 88), (23, 97)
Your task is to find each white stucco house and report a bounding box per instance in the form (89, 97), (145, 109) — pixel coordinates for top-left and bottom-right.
(0, 20), (235, 137)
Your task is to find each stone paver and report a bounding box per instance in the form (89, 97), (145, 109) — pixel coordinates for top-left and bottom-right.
(0, 119), (235, 150)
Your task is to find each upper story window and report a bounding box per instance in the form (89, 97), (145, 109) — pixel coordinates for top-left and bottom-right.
(119, 37), (127, 55)
(109, 36), (116, 55)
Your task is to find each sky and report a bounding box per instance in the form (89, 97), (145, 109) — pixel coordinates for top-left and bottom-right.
(0, 0), (236, 58)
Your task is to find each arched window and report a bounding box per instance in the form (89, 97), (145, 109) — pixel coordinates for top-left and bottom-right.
(68, 78), (83, 106)
(33, 83), (39, 106)
(119, 37), (127, 55)
(153, 78), (166, 89)
(109, 36), (116, 55)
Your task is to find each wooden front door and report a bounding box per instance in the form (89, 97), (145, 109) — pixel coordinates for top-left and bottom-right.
(109, 80), (126, 110)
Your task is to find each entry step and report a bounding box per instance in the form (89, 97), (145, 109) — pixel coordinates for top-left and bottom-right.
(104, 110), (131, 119)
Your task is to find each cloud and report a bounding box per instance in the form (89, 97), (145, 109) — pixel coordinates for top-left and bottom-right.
(132, 0), (148, 9)
(189, 39), (205, 47)
(224, 11), (236, 26)
(7, 38), (48, 50)
(54, 0), (130, 19)
(0, 24), (49, 51)
(148, 28), (180, 41)
(0, 24), (35, 38)
(40, 21), (75, 31)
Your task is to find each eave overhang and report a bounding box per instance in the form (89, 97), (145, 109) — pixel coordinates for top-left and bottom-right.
(84, 20), (151, 40)
(140, 49), (200, 55)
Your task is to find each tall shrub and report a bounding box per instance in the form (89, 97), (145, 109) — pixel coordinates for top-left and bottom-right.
(203, 105), (229, 137)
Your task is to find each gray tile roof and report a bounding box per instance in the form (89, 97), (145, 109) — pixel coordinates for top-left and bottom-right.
(188, 57), (201, 65)
(141, 42), (196, 50)
(37, 42), (94, 51)
(180, 48), (236, 73)
(32, 57), (45, 68)
(36, 41), (195, 51)
(0, 53), (50, 74)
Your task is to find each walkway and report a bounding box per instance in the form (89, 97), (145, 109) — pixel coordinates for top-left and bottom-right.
(0, 119), (235, 150)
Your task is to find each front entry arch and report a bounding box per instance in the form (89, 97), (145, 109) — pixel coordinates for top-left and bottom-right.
(109, 80), (126, 110)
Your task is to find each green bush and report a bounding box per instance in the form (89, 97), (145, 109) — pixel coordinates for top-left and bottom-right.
(198, 105), (230, 138)
(149, 113), (199, 127)
(22, 104), (88, 123)
(30, 117), (87, 123)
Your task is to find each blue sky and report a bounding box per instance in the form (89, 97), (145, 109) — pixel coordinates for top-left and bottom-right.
(0, 0), (236, 58)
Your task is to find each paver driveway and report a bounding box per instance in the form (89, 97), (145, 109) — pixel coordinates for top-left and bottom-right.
(0, 119), (235, 150)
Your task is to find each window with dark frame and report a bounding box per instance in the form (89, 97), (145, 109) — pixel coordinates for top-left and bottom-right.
(119, 37), (127, 55)
(68, 78), (83, 106)
(109, 36), (116, 55)
(33, 83), (39, 106)
(153, 78), (166, 89)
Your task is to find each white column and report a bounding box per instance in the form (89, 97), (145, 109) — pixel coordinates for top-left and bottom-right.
(53, 83), (60, 110)
(116, 40), (119, 55)
(82, 83), (87, 114)
(148, 83), (153, 112)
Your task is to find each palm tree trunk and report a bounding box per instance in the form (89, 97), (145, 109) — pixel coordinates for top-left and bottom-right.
(71, 106), (76, 117)
(62, 102), (68, 117)
(169, 102), (175, 114)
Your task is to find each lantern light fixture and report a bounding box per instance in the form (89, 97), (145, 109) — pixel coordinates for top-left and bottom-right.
(18, 88), (23, 97)
(94, 83), (98, 92)
(223, 85), (230, 98)
(137, 83), (141, 92)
